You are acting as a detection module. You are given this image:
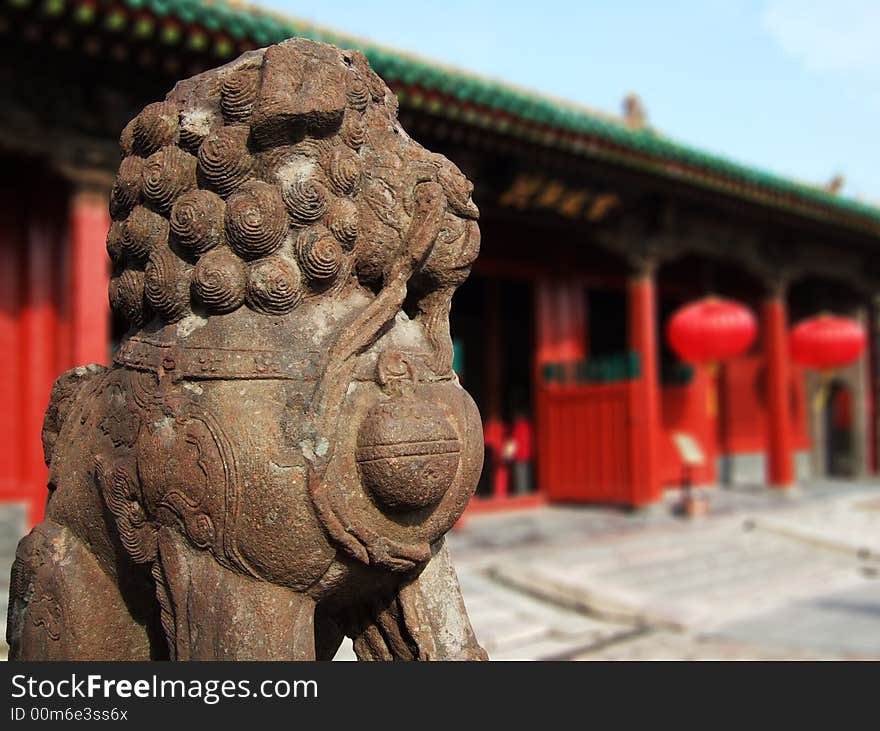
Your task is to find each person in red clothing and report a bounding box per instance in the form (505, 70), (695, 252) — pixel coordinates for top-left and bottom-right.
(483, 417), (509, 498)
(508, 410), (534, 495)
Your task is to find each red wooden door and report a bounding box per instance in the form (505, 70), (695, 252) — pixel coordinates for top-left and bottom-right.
(537, 383), (635, 504)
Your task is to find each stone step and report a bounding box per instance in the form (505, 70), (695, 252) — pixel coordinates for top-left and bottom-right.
(487, 627), (640, 661)
(486, 516), (876, 633)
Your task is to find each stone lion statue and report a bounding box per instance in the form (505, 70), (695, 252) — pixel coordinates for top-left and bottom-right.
(7, 38), (486, 661)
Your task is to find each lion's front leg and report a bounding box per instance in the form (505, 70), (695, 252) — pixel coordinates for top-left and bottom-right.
(153, 528), (317, 661)
(346, 538), (486, 661)
(7, 520), (158, 660)
(396, 538), (487, 660)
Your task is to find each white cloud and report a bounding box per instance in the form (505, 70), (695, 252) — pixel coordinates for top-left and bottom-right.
(762, 0), (880, 76)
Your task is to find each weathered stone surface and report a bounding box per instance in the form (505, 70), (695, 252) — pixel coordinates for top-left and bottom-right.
(6, 38), (485, 661)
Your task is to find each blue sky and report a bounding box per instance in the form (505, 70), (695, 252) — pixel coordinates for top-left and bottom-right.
(261, 1), (880, 203)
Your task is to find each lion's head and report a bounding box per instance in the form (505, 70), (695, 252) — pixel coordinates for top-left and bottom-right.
(106, 38), (479, 340)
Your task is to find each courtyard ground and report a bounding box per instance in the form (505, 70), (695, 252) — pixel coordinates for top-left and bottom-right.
(443, 480), (880, 660)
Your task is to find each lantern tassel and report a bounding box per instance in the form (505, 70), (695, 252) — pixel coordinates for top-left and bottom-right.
(812, 370), (833, 417)
(706, 361), (718, 419)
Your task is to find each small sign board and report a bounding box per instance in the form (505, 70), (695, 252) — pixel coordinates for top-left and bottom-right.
(672, 431), (705, 467)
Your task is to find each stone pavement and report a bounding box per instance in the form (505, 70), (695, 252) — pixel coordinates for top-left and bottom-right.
(715, 582), (880, 658)
(444, 481), (880, 660)
(3, 481), (880, 660)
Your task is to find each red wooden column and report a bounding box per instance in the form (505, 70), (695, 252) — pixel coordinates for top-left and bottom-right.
(627, 262), (662, 505)
(533, 278), (556, 498)
(22, 185), (64, 526)
(570, 284), (588, 360)
(70, 187), (111, 366)
(763, 290), (795, 486)
(535, 278), (560, 370)
(0, 179), (23, 508)
(484, 279), (509, 499)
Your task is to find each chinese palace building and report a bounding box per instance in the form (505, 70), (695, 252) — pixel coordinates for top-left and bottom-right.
(2, 0), (880, 529)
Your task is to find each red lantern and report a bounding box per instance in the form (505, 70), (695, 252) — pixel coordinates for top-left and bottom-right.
(790, 314), (866, 371)
(667, 296), (757, 364)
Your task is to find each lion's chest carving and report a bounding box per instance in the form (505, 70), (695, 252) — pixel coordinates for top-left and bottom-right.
(88, 322), (482, 597)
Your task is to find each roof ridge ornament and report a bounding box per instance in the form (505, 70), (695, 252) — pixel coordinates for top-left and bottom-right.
(622, 92), (648, 130)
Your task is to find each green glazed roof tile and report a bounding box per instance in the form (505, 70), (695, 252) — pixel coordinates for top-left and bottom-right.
(93, 0), (880, 228)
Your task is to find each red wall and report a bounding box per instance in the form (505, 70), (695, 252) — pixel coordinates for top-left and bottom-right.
(659, 355), (811, 487)
(660, 367), (717, 485)
(718, 355), (810, 454)
(0, 172), (73, 525)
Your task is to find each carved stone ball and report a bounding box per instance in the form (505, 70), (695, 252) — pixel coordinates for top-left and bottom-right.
(142, 146), (197, 214)
(245, 255), (302, 314)
(170, 189), (227, 256)
(132, 100), (179, 156)
(226, 180), (287, 260)
(295, 226), (343, 288)
(191, 247), (247, 314)
(110, 155), (144, 220)
(356, 396), (461, 512)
